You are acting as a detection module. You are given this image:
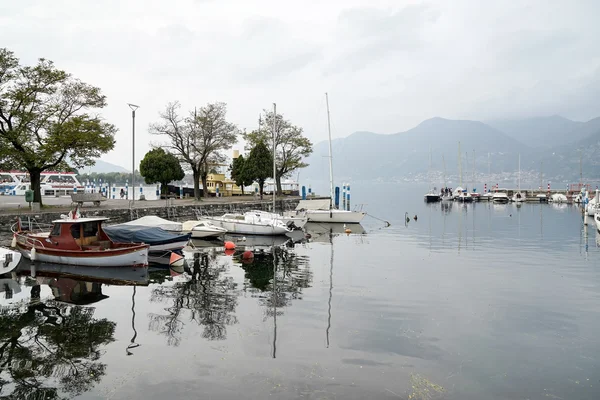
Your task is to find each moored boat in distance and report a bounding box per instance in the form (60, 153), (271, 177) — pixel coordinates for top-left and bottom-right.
(493, 192), (510, 203)
(594, 213), (600, 232)
(246, 210), (308, 229)
(103, 224), (191, 253)
(12, 212), (148, 267)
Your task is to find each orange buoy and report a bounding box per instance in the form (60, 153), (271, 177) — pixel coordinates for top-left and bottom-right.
(224, 248), (235, 256)
(224, 241), (236, 250)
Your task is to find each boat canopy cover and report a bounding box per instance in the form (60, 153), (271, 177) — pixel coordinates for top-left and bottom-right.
(122, 216), (182, 231)
(295, 199), (330, 211)
(104, 225), (190, 245)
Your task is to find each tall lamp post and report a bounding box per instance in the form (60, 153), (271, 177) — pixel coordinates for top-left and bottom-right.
(128, 103), (139, 207)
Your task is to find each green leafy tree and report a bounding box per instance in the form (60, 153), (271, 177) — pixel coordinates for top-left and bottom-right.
(244, 110), (312, 195)
(149, 102), (238, 200)
(229, 155), (252, 195)
(139, 148), (185, 195)
(246, 140), (272, 199)
(0, 48), (116, 205)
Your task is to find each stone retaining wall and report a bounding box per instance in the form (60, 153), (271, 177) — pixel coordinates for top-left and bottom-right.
(0, 198), (303, 238)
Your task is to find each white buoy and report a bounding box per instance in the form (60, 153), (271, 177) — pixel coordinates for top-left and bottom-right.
(10, 236), (16, 248)
(30, 247), (36, 261)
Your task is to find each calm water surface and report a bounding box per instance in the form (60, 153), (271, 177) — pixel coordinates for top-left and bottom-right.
(1, 184), (599, 399)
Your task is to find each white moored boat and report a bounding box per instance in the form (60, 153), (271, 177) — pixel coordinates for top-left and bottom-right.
(594, 213), (600, 232)
(246, 210), (307, 229)
(296, 199), (366, 223)
(0, 247), (21, 274)
(206, 213), (291, 236)
(182, 220), (227, 238)
(493, 192), (509, 203)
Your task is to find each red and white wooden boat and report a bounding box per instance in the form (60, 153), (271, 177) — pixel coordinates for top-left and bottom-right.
(12, 211), (149, 267)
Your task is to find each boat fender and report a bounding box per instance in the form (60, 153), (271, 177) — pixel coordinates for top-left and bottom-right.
(224, 241), (236, 250)
(10, 236), (16, 248)
(31, 247), (36, 261)
(169, 252), (185, 268)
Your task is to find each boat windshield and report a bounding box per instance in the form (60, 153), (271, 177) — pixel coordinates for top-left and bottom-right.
(50, 224), (61, 237)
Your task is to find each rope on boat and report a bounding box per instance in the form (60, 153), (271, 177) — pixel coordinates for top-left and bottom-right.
(366, 213), (391, 227)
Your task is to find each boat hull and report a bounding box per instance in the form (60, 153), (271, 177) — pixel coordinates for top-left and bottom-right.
(191, 228), (227, 238)
(306, 210), (366, 223)
(208, 219), (290, 235)
(148, 239), (190, 253)
(15, 243), (148, 267)
(595, 213), (600, 232)
(424, 194), (440, 203)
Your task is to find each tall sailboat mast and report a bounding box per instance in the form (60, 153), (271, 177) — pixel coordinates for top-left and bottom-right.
(272, 103), (277, 212)
(458, 141), (463, 187)
(325, 93), (334, 210)
(518, 153), (521, 192)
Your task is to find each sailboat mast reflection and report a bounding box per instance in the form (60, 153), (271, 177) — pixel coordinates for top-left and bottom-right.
(272, 245), (277, 359)
(326, 229), (333, 348)
(126, 286), (140, 355)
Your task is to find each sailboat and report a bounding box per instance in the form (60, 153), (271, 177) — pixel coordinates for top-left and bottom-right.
(481, 152), (493, 201)
(424, 147), (440, 203)
(304, 93), (366, 223)
(512, 154), (525, 203)
(441, 156), (453, 202)
(536, 161), (548, 203)
(470, 150), (480, 200)
(455, 142), (473, 202)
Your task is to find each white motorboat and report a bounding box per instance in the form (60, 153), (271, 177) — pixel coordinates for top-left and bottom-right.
(481, 192), (494, 201)
(456, 189), (473, 203)
(594, 213), (600, 232)
(182, 220), (227, 238)
(492, 192), (509, 203)
(586, 190), (599, 216)
(247, 210), (307, 229)
(550, 193), (568, 203)
(122, 215), (182, 232)
(424, 192), (440, 203)
(512, 191), (526, 203)
(0, 247), (21, 275)
(206, 213), (291, 236)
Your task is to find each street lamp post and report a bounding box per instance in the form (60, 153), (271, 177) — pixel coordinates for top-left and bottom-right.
(128, 103), (139, 207)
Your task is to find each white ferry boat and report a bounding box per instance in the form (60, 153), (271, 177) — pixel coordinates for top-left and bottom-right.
(0, 171), (84, 196)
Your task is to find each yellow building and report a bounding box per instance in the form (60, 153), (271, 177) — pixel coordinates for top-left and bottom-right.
(205, 173), (244, 196)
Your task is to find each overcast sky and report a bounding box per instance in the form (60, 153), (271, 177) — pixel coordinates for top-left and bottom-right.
(2, 0), (599, 170)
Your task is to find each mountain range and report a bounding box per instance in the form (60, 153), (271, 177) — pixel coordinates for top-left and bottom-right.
(301, 115), (600, 184)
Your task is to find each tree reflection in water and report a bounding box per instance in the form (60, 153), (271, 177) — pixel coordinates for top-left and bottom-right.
(148, 252), (239, 345)
(0, 284), (115, 399)
(239, 245), (312, 311)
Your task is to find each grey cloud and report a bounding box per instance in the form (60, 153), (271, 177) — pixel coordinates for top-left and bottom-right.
(324, 4), (440, 75)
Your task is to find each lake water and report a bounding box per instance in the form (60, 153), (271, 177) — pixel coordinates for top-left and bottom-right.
(1, 183), (599, 400)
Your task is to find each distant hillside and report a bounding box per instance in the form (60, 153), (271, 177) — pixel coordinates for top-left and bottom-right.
(87, 159), (129, 173)
(301, 115), (600, 183)
(541, 117), (600, 180)
(485, 115), (583, 149)
(303, 117), (531, 183)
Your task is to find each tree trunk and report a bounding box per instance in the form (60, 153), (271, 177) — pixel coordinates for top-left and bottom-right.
(201, 172), (209, 198)
(192, 168), (201, 200)
(241, 186), (245, 195)
(276, 174), (283, 196)
(30, 169), (42, 206)
(161, 182), (168, 196)
(259, 180), (264, 200)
